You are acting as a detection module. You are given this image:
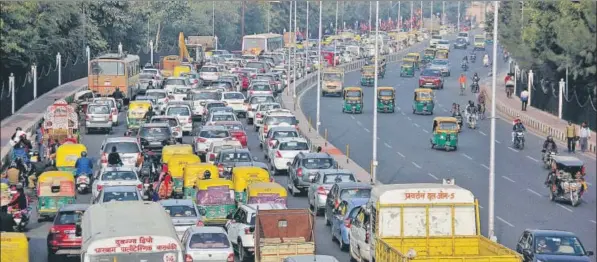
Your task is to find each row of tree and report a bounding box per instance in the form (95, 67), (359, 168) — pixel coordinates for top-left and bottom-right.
(488, 0), (596, 93)
(1, 1), (465, 70)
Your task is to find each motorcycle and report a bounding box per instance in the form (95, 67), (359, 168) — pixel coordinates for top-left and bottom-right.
(513, 131), (525, 150)
(467, 113), (477, 129)
(140, 151), (158, 189)
(461, 63), (468, 71)
(542, 150), (557, 169)
(453, 113), (464, 130)
(115, 98), (124, 112)
(483, 57), (490, 67)
(470, 54), (476, 63)
(9, 207), (31, 232)
(471, 81), (479, 93)
(76, 173), (91, 194)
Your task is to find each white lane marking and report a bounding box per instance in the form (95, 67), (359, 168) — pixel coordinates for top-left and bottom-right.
(495, 140), (501, 144)
(384, 143), (392, 148)
(442, 108), (448, 112)
(413, 123), (420, 128)
(508, 147), (519, 152)
(496, 216), (515, 227)
(461, 153), (473, 160)
(401, 112), (406, 115)
(438, 103), (443, 107)
(411, 162), (422, 169)
(502, 176), (516, 183)
(557, 204), (573, 213)
(428, 173), (439, 180)
(423, 129), (429, 133)
(407, 117), (412, 121)
(479, 205), (484, 209)
(396, 106), (401, 111)
(478, 131), (487, 136)
(481, 164), (490, 170)
(590, 220), (596, 224)
(526, 155), (539, 162)
(357, 121), (362, 126)
(527, 188), (542, 197)
(364, 128), (370, 133)
(396, 151), (405, 158)
(350, 115), (355, 120)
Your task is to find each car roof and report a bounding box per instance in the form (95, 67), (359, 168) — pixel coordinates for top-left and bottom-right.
(146, 89), (167, 93)
(317, 169), (353, 175)
(212, 111), (235, 115)
(165, 77), (187, 80)
(58, 204), (91, 212)
(102, 185), (140, 192)
(527, 229), (578, 238)
(100, 166), (137, 172)
(141, 123), (170, 128)
(187, 226), (227, 235)
(299, 152), (333, 159)
(151, 115), (177, 119)
(104, 137), (138, 143)
(220, 148), (250, 153)
(159, 199), (195, 206)
(210, 121), (242, 125)
(276, 137), (308, 143)
(336, 182), (372, 190)
(200, 125), (229, 131)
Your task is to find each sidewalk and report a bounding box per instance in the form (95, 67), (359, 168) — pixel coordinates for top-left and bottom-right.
(482, 74), (596, 156)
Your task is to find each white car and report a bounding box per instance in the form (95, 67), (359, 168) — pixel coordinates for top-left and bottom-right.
(92, 166), (143, 199)
(99, 137), (142, 169)
(165, 104), (193, 134)
(145, 89), (170, 113)
(261, 126), (300, 159)
(171, 86), (192, 101)
(247, 82), (274, 97)
(268, 137), (310, 175)
(91, 97), (118, 125)
(199, 65), (220, 84)
(206, 112), (238, 123)
(163, 77), (191, 94)
(225, 204), (287, 261)
(258, 109), (297, 142)
(349, 206), (372, 262)
(254, 102), (282, 131)
(436, 39), (450, 51)
(220, 92), (246, 117)
(246, 95), (276, 125)
(194, 125), (231, 156)
(188, 90), (220, 120)
(206, 139), (243, 164)
(149, 115), (183, 143)
(181, 226), (234, 262)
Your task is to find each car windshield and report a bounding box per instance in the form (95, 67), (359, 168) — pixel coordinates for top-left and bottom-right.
(192, 92), (219, 100)
(256, 76), (273, 81)
(213, 82), (232, 89)
(163, 205), (197, 217)
(88, 105), (110, 114)
(323, 173), (355, 184)
(189, 233), (231, 249)
(379, 90), (393, 96)
(250, 96), (275, 104)
(209, 108), (233, 114)
(438, 40), (449, 45)
(534, 236), (587, 256)
(265, 116), (296, 125)
(224, 93), (244, 100)
(251, 84), (271, 91)
(102, 191), (139, 202)
(196, 186), (235, 205)
(340, 188), (371, 199)
(55, 211), (84, 225)
(151, 118), (178, 127)
(246, 62), (264, 69)
(221, 152), (251, 162)
(458, 33), (468, 38)
(164, 79), (186, 86)
(166, 107), (190, 116)
(206, 103), (226, 109)
(103, 142), (140, 154)
(456, 38), (466, 43)
(201, 67), (218, 72)
(140, 74), (153, 80)
(272, 131), (298, 138)
(212, 114), (235, 122)
(93, 99), (115, 108)
(223, 124), (243, 131)
(259, 104), (281, 111)
(345, 90), (361, 98)
(323, 73), (342, 81)
(101, 171), (137, 181)
(432, 60), (449, 65)
(417, 91), (433, 99)
(421, 69), (441, 77)
(146, 92), (166, 99)
(173, 88), (189, 94)
(279, 141), (309, 151)
(302, 158), (333, 169)
(199, 130), (229, 139)
(140, 127), (170, 138)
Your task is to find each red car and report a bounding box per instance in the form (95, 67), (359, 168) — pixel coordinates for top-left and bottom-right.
(216, 120), (248, 147)
(418, 68), (444, 89)
(47, 204), (90, 259)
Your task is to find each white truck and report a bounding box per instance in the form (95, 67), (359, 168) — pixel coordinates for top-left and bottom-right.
(78, 201), (184, 262)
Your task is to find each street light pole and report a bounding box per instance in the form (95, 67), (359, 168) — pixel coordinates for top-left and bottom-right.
(410, 1), (414, 32)
(398, 1), (401, 31)
(212, 2), (215, 37)
(442, 1), (445, 25)
(488, 0), (499, 242)
(306, 1), (309, 55)
(267, 4), (270, 33)
(420, 1), (423, 29)
(430, 1), (433, 32)
(316, 0), (322, 134)
(335, 1), (339, 34)
(293, 0), (297, 107)
(286, 1), (292, 96)
(369, 2), (372, 34)
(457, 1), (460, 31)
(372, 1), (379, 184)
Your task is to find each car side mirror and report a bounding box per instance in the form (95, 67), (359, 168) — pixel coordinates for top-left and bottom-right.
(587, 251), (594, 256)
(252, 156), (258, 161)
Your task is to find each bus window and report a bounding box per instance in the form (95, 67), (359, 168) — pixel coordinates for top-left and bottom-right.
(244, 38), (265, 51)
(91, 61), (125, 75)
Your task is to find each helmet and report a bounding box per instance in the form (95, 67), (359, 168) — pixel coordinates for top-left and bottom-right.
(547, 135), (553, 141)
(16, 127), (22, 132)
(474, 72), (478, 77)
(111, 146), (117, 153)
(204, 170), (211, 179)
(81, 151), (87, 157)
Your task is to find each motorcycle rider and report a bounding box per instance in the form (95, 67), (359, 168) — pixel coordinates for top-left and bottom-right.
(7, 184), (28, 215)
(107, 146), (123, 166)
(466, 100), (478, 125)
(477, 89), (487, 113)
(542, 135), (558, 161)
(512, 119), (526, 143)
(483, 53), (490, 67)
(471, 73), (480, 92)
(74, 151), (93, 178)
(458, 73), (467, 92)
(9, 127), (28, 147)
(112, 87), (124, 100)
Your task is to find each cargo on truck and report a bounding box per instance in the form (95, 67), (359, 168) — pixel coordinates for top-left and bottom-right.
(79, 201), (184, 262)
(254, 209), (315, 262)
(368, 181), (523, 262)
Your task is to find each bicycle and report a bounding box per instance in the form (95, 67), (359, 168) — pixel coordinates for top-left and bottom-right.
(460, 83), (466, 96)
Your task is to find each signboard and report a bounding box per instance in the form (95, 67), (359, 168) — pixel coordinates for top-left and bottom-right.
(86, 236), (181, 255)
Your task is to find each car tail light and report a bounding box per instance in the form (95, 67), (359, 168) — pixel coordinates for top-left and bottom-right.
(196, 137), (207, 143)
(260, 68), (265, 73)
(263, 125), (269, 134)
(244, 227), (253, 234)
(227, 253), (235, 262)
(97, 184), (103, 192)
(275, 151), (282, 158)
(365, 230), (370, 243)
(249, 91), (254, 96)
(344, 218), (352, 228)
(435, 79), (441, 84)
(86, 115), (90, 120)
(218, 164), (224, 173)
(317, 186), (327, 195)
(194, 79), (198, 84)
(209, 154), (216, 162)
(111, 108), (117, 115)
(50, 226), (60, 234)
(185, 254), (193, 262)
(196, 221), (204, 226)
(256, 113), (262, 118)
(101, 153), (107, 164)
(137, 184), (143, 190)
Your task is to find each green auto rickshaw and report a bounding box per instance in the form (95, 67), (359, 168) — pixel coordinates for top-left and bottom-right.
(412, 88), (435, 115)
(377, 87), (395, 113)
(360, 66), (375, 86)
(423, 47), (436, 63)
(400, 59), (415, 77)
(405, 52), (421, 70)
(430, 117), (459, 151)
(36, 171), (76, 222)
(342, 87), (363, 114)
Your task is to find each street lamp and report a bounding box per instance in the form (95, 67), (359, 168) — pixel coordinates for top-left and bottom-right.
(372, 1), (379, 184)
(488, 0), (499, 242)
(316, 0), (323, 134)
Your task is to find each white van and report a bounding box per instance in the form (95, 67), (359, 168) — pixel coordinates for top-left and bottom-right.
(80, 201), (183, 262)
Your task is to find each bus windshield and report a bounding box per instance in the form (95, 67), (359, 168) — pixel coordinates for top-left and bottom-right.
(90, 61), (125, 75)
(244, 38), (265, 51)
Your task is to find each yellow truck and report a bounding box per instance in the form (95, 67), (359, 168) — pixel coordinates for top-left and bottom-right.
(474, 34), (486, 50)
(322, 68), (345, 96)
(370, 182), (522, 262)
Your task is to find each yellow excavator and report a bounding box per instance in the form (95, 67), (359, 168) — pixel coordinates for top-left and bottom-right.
(160, 32), (194, 77)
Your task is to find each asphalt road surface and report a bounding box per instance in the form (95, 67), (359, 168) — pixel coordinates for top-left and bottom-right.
(300, 44), (597, 252)
(25, 107), (350, 261)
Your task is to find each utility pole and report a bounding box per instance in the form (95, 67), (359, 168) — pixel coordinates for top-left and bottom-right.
(316, 0), (322, 134)
(457, 1), (461, 31)
(488, 0), (499, 242)
(241, 0), (246, 37)
(372, 1), (379, 184)
(335, 1), (339, 34)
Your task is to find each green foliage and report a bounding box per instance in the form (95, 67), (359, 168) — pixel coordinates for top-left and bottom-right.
(496, 0), (596, 91)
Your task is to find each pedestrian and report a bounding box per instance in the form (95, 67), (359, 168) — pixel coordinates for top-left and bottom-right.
(565, 122), (577, 153)
(35, 122), (44, 159)
(579, 122), (591, 153)
(520, 88), (529, 111)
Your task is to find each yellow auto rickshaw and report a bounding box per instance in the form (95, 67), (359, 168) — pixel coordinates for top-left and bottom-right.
(436, 49), (449, 59)
(167, 154), (201, 198)
(246, 182), (288, 205)
(231, 167), (270, 204)
(1, 232), (29, 262)
(405, 52), (421, 69)
(183, 163), (218, 200)
(127, 101), (152, 130)
(195, 178), (236, 226)
(55, 143), (87, 174)
(36, 171), (75, 222)
(161, 144), (194, 164)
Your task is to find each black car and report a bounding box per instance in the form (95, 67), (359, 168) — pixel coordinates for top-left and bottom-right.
(516, 229), (594, 262)
(213, 148), (267, 177)
(137, 123), (175, 152)
(453, 38), (468, 49)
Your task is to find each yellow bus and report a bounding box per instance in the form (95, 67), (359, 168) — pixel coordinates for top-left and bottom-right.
(242, 33), (284, 55)
(88, 53), (141, 100)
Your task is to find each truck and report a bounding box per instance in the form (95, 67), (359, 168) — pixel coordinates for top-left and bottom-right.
(322, 68), (345, 96)
(254, 209), (315, 262)
(78, 201), (184, 262)
(369, 181), (523, 262)
(187, 35), (216, 69)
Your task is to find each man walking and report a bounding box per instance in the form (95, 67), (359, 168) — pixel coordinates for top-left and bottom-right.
(579, 122), (591, 153)
(565, 122), (577, 153)
(520, 88), (529, 111)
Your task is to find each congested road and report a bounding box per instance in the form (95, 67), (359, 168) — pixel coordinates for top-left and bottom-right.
(300, 43), (597, 251)
(25, 107), (351, 261)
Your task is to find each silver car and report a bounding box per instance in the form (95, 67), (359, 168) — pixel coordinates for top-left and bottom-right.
(150, 116), (183, 143)
(85, 103), (112, 134)
(145, 89), (170, 113)
(99, 137), (142, 169)
(307, 169), (356, 215)
(93, 185), (144, 204)
(92, 166), (143, 199)
(160, 199), (202, 239)
(429, 59), (451, 77)
(194, 125), (231, 156)
(181, 226), (234, 262)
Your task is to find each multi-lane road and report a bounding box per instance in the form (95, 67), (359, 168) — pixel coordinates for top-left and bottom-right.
(300, 43), (597, 251)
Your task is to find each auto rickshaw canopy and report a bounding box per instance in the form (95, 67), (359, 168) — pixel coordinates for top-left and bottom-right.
(414, 88), (434, 101)
(167, 154), (201, 178)
(247, 182), (287, 197)
(55, 143), (87, 168)
(433, 117), (460, 133)
(231, 166), (270, 192)
(162, 144), (194, 163)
